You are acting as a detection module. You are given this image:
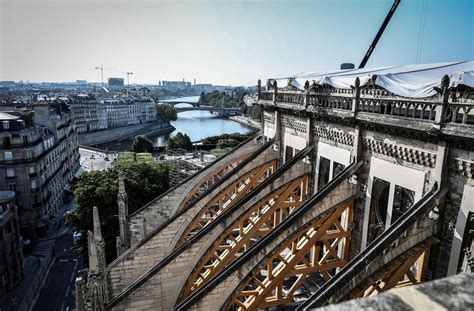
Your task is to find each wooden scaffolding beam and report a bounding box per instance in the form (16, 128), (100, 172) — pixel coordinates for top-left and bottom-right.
(179, 153), (249, 209)
(178, 175), (309, 303)
(226, 200), (354, 310)
(176, 160), (278, 247)
(350, 238), (438, 299)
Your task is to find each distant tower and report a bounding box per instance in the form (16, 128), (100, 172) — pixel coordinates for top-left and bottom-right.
(194, 78), (196, 85)
(116, 171), (130, 256)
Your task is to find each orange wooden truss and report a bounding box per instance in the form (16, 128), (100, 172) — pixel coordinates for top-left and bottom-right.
(351, 238), (437, 299)
(179, 153), (249, 210)
(178, 174), (309, 303)
(176, 159), (278, 247)
(226, 199), (354, 310)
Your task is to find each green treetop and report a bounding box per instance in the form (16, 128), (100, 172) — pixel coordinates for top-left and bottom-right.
(155, 103), (178, 123)
(132, 135), (154, 152)
(66, 155), (169, 264)
(167, 132), (193, 151)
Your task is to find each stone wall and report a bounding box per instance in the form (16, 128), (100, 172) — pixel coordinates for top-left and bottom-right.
(434, 147), (474, 278)
(78, 120), (174, 146)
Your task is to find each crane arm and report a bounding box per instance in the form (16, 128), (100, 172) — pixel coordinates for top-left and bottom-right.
(358, 0), (401, 69)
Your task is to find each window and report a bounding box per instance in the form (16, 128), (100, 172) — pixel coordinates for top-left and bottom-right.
(6, 168), (15, 178)
(368, 177), (390, 244)
(31, 180), (38, 189)
(318, 157), (331, 190)
(29, 166), (36, 174)
(23, 150), (32, 160)
(3, 136), (11, 148)
(333, 162), (346, 178)
(285, 146), (294, 163)
(392, 185), (415, 223)
(22, 135), (29, 146)
(4, 151), (12, 161)
(2, 121), (9, 129)
(8, 183), (16, 192)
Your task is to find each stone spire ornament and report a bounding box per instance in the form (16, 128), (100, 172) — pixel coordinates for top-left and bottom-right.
(85, 206), (108, 309)
(116, 171), (130, 256)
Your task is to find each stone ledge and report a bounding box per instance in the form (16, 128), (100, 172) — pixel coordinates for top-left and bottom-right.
(313, 273), (474, 311)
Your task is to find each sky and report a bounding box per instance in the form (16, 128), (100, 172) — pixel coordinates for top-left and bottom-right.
(0, 0), (473, 86)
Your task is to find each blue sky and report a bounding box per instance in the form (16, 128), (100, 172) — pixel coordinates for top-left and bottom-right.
(1, 0), (472, 85)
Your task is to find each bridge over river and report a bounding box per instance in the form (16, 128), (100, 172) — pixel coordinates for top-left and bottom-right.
(174, 105), (241, 116)
(160, 96), (200, 106)
(159, 97), (241, 116)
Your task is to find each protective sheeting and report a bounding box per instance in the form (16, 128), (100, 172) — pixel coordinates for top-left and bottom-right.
(269, 61), (474, 98)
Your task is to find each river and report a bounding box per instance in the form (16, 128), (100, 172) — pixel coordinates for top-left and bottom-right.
(95, 96), (253, 151)
(152, 96), (252, 146)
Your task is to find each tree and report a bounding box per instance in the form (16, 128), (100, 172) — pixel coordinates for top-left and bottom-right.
(167, 132), (193, 151)
(199, 91), (208, 104)
(132, 135), (154, 152)
(201, 132), (256, 145)
(217, 138), (239, 148)
(240, 102), (248, 115)
(65, 157), (169, 264)
(245, 104), (262, 121)
(155, 103), (177, 123)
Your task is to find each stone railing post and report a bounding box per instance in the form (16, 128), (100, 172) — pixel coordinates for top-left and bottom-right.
(257, 79), (261, 101)
(351, 125), (362, 163)
(272, 81), (277, 105)
(435, 75), (450, 125)
(117, 171), (130, 257)
(304, 80), (310, 108)
(352, 77), (361, 115)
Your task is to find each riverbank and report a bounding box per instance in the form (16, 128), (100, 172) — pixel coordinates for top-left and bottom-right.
(78, 121), (175, 146)
(229, 115), (261, 130)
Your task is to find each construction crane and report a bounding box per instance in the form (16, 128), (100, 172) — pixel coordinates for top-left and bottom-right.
(123, 71), (134, 88)
(359, 0), (401, 68)
(94, 65), (115, 87)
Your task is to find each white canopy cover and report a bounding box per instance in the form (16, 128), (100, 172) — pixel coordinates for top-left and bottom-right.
(269, 61), (474, 98)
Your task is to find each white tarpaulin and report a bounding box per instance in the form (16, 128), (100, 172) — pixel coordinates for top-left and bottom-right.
(269, 61), (474, 98)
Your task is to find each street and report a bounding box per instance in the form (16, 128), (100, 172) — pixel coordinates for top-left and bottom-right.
(33, 199), (83, 311)
(33, 233), (82, 311)
(79, 147), (114, 171)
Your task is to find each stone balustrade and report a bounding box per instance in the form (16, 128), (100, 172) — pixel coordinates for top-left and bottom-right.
(444, 102), (474, 125)
(258, 86), (474, 129)
(358, 96), (440, 121)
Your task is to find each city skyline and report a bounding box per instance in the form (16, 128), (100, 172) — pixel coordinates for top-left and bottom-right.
(1, 0), (473, 86)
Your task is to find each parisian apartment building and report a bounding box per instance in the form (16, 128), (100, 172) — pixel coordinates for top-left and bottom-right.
(68, 94), (159, 134)
(0, 191), (23, 299)
(0, 100), (80, 240)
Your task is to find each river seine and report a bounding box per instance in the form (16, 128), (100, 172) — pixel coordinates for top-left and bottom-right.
(96, 96), (253, 150)
(152, 107), (253, 146)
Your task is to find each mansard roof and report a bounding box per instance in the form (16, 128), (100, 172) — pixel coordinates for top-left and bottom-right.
(269, 61), (474, 98)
